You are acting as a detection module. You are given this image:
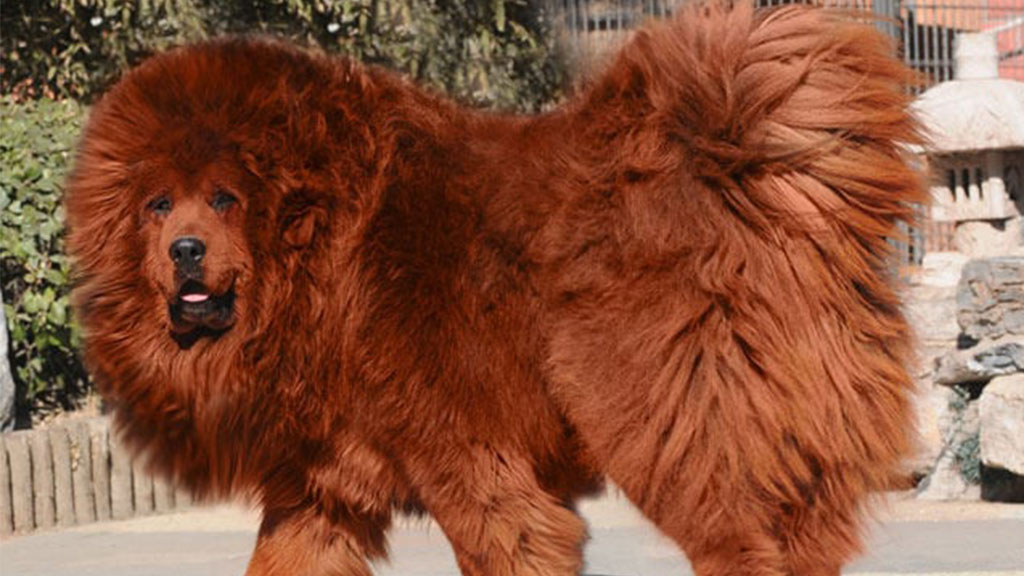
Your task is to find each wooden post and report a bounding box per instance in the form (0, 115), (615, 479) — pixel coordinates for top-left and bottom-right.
(132, 457), (155, 515)
(174, 483), (194, 509)
(29, 431), (55, 528)
(109, 434), (134, 520)
(153, 476), (175, 513)
(89, 419), (112, 521)
(49, 426), (76, 526)
(6, 432), (34, 532)
(71, 421), (97, 524)
(0, 436), (13, 534)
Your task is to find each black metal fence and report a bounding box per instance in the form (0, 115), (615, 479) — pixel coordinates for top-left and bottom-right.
(548, 0), (1023, 268)
(900, 1), (1024, 84)
(551, 0), (1024, 87)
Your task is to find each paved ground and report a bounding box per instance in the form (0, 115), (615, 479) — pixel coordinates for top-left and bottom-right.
(2, 494), (1023, 575)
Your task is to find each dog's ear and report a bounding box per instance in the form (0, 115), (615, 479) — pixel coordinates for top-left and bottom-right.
(282, 206), (325, 248)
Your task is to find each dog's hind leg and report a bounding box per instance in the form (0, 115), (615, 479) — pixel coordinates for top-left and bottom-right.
(244, 504), (389, 576)
(544, 262), (911, 575)
(770, 465), (873, 576)
(408, 444), (586, 576)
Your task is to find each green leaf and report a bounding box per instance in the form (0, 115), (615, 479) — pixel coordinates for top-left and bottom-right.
(45, 268), (66, 284)
(494, 0), (506, 32)
(22, 292), (39, 314)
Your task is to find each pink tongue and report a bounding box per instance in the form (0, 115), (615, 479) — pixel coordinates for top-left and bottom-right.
(181, 293), (209, 303)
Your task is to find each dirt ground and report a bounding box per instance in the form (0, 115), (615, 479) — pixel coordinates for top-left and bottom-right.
(2, 492), (1023, 576)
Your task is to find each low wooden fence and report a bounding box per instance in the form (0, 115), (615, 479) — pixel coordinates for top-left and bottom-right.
(0, 417), (191, 535)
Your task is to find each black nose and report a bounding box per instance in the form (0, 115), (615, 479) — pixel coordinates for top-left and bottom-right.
(169, 237), (205, 266)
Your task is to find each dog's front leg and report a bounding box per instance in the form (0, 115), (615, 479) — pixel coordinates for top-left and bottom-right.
(244, 504), (389, 576)
(408, 445), (587, 576)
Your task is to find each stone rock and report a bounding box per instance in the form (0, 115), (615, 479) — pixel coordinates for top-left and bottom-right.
(953, 220), (1024, 259)
(918, 454), (983, 501)
(981, 466), (1024, 503)
(905, 289), (962, 351)
(933, 339), (1024, 385)
(907, 380), (950, 476)
(917, 397), (982, 500)
(978, 374), (1024, 475)
(914, 252), (970, 288)
(957, 257), (1024, 341)
(904, 252), (967, 379)
(0, 287), (15, 431)
(911, 52), (1024, 153)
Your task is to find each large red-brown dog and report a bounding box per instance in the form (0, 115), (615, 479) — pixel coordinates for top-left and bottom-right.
(66, 2), (926, 574)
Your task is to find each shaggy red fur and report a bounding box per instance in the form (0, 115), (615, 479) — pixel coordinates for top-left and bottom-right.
(66, 2), (926, 575)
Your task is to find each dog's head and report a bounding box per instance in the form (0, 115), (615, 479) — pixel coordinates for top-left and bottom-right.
(67, 38), (375, 351)
(136, 148), (253, 337)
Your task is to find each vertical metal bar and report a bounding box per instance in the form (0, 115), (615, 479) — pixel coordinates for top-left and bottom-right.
(1014, 8), (1021, 80)
(568, 0), (578, 62)
(939, 1), (948, 82)
(909, 4), (918, 89)
(946, 0), (954, 81)
(917, 214), (926, 265)
(902, 0), (912, 70)
(879, 0), (898, 47)
(566, 0), (573, 37)
(927, 1), (936, 85)
(583, 0), (590, 56)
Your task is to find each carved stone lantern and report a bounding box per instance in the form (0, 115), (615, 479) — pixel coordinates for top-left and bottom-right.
(913, 33), (1024, 257)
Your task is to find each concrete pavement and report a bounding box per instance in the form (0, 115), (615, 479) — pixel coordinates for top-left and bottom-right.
(2, 494), (1023, 575)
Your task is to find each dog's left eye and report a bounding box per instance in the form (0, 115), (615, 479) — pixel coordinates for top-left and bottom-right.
(211, 191), (237, 213)
(147, 196), (172, 216)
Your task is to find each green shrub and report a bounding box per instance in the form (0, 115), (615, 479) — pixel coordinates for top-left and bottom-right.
(0, 96), (88, 420)
(1, 0), (567, 111)
(949, 385), (982, 485)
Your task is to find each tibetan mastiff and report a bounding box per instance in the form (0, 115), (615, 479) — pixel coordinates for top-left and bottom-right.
(67, 2), (925, 575)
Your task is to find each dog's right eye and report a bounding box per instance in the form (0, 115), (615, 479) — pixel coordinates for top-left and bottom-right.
(147, 196), (172, 216)
(210, 190), (237, 213)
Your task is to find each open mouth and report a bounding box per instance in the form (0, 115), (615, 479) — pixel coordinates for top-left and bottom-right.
(169, 279), (236, 335)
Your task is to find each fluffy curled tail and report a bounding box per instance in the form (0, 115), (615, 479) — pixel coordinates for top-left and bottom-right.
(580, 1), (927, 252)
(549, 4), (928, 565)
